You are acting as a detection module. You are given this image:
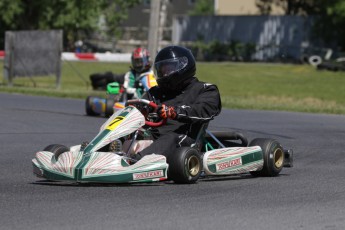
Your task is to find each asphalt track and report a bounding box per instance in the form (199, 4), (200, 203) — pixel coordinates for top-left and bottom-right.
(1, 93), (345, 230)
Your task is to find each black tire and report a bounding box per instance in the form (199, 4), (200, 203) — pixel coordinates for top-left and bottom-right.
(43, 144), (69, 161)
(105, 98), (115, 117)
(168, 147), (202, 184)
(110, 74), (125, 85)
(249, 138), (284, 177)
(205, 131), (248, 147)
(85, 96), (100, 116)
(90, 73), (108, 90)
(90, 72), (125, 90)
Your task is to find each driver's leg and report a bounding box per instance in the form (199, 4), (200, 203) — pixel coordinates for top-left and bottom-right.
(136, 132), (194, 159)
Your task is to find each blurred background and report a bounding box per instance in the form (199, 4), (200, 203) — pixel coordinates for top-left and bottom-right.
(1, 0), (345, 61)
(1, 0), (345, 114)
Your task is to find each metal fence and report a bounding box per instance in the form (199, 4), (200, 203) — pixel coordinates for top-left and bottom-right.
(172, 15), (314, 62)
(4, 30), (62, 87)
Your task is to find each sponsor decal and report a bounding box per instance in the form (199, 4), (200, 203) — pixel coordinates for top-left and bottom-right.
(133, 170), (164, 180)
(216, 158), (242, 171)
(106, 116), (124, 131)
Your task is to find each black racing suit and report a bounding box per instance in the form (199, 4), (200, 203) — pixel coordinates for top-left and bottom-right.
(137, 77), (222, 159)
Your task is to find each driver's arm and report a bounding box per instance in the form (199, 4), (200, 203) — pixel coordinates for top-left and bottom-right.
(123, 71), (137, 94)
(142, 84), (221, 123)
(175, 84), (221, 123)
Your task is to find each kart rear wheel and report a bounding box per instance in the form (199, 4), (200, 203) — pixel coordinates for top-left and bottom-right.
(168, 147), (202, 184)
(249, 138), (284, 177)
(85, 96), (100, 116)
(105, 98), (115, 117)
(43, 144), (69, 161)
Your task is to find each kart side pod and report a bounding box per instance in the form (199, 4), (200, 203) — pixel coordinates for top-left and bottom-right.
(203, 138), (291, 177)
(203, 146), (264, 176)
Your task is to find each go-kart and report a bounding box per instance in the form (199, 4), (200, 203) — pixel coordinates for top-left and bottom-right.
(85, 72), (157, 117)
(32, 99), (293, 184)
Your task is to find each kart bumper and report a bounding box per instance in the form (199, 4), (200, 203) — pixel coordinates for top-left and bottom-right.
(32, 150), (168, 183)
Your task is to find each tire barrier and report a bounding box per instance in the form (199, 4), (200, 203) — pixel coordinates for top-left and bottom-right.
(308, 55), (322, 67)
(90, 72), (125, 90)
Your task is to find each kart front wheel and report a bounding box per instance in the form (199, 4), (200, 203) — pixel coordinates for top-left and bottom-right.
(168, 147), (202, 184)
(249, 138), (284, 177)
(43, 144), (69, 161)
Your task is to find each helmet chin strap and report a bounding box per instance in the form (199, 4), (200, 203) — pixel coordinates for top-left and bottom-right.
(174, 76), (195, 91)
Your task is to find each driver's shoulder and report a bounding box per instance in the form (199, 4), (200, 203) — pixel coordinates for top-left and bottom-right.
(192, 80), (218, 91)
(147, 86), (161, 96)
(149, 85), (160, 91)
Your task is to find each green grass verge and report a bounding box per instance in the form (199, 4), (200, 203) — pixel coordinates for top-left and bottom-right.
(1, 60), (345, 115)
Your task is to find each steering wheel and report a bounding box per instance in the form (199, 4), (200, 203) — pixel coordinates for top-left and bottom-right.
(125, 99), (167, 127)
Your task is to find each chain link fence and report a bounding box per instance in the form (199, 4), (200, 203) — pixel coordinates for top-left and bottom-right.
(4, 30), (62, 87)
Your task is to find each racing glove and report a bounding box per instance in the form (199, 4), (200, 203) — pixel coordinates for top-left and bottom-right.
(157, 104), (177, 120)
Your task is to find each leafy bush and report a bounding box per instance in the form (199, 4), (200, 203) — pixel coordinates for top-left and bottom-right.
(189, 40), (257, 62)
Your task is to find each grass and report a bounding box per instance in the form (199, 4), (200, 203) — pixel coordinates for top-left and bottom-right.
(197, 62), (345, 114)
(1, 60), (345, 115)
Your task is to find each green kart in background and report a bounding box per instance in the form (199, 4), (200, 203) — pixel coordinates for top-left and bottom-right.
(85, 72), (157, 117)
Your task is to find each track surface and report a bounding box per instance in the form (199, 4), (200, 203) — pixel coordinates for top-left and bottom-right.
(1, 93), (345, 230)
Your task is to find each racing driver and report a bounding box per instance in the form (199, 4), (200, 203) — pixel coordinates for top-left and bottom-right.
(123, 47), (153, 99)
(131, 45), (222, 162)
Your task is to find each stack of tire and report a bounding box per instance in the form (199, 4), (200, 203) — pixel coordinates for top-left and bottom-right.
(90, 72), (125, 90)
(316, 61), (345, 72)
(308, 55), (345, 72)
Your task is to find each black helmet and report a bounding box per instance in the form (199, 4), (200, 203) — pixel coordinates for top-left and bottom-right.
(154, 46), (196, 91)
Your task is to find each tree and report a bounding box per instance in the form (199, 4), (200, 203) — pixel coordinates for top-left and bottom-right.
(255, 0), (345, 51)
(0, 0), (140, 50)
(101, 0), (140, 39)
(189, 0), (214, 16)
(255, 0), (317, 15)
(311, 0), (345, 50)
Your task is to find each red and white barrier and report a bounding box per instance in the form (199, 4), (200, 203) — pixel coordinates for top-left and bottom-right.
(61, 52), (131, 62)
(0, 51), (131, 62)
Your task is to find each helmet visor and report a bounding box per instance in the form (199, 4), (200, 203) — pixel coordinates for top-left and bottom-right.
(154, 56), (188, 78)
(133, 58), (143, 69)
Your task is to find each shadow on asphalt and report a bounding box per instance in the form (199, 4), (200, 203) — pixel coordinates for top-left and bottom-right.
(30, 173), (292, 187)
(30, 180), (164, 187)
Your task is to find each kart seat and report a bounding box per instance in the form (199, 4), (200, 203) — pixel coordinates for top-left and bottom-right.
(191, 122), (209, 151)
